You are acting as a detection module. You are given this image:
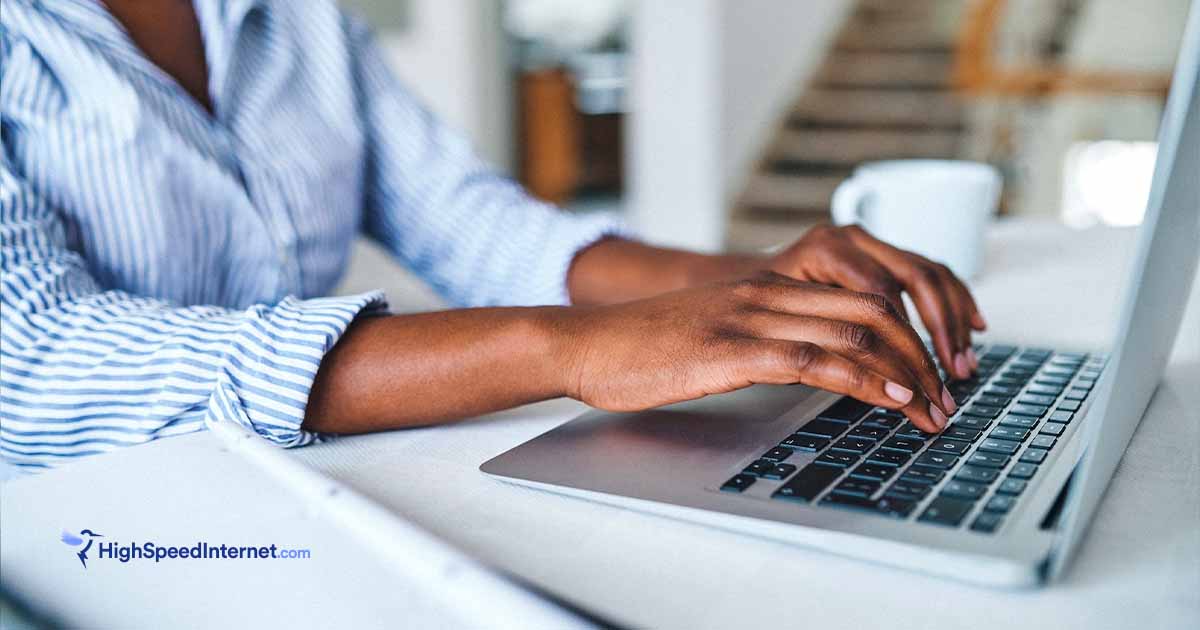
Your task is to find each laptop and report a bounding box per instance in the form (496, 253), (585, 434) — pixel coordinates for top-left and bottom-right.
(482, 5), (1200, 587)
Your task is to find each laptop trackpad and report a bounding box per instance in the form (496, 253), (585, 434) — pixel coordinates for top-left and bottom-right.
(481, 384), (829, 495)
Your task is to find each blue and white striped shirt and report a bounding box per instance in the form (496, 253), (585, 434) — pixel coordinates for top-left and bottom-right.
(0, 0), (623, 471)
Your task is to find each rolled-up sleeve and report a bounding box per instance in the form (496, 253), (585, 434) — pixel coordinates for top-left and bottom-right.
(0, 155), (387, 470)
(347, 16), (628, 307)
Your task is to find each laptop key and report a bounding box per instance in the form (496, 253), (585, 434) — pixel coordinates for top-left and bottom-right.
(781, 434), (829, 451)
(997, 478), (1028, 495)
(880, 436), (924, 453)
(743, 459), (775, 476)
(1020, 449), (1048, 464)
(974, 394), (1011, 408)
(832, 477), (880, 498)
(796, 419), (849, 439)
(832, 438), (873, 454)
(896, 423), (939, 440)
(964, 404), (1003, 419)
(762, 447), (794, 461)
(978, 438), (1021, 455)
(943, 426), (981, 442)
(928, 438), (971, 456)
(887, 481), (931, 500)
(848, 426), (890, 441)
(968, 452), (1010, 468)
(1018, 394), (1057, 407)
(920, 496), (975, 527)
(955, 465), (1000, 484)
(1008, 463), (1038, 479)
(721, 474), (756, 492)
(772, 464), (843, 502)
(913, 451), (958, 470)
(815, 450), (859, 468)
(818, 397), (874, 422)
(850, 464), (896, 482)
(763, 463), (798, 480)
(989, 426), (1029, 442)
(984, 494), (1017, 513)
(899, 467), (944, 485)
(985, 384), (1021, 397)
(874, 494), (917, 518)
(1057, 400), (1083, 412)
(1064, 388), (1089, 400)
(1029, 435), (1057, 449)
(867, 449), (909, 467)
(1048, 410), (1074, 423)
(940, 480), (988, 501)
(999, 414), (1038, 429)
(971, 512), (1004, 534)
(1009, 404), (1049, 418)
(954, 415), (992, 430)
(1026, 384), (1064, 396)
(1039, 422), (1067, 436)
(862, 414), (902, 430)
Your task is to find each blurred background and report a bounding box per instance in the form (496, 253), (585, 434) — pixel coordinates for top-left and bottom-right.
(337, 0), (1189, 306)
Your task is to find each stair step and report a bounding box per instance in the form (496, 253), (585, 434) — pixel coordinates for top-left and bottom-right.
(817, 52), (954, 89)
(791, 89), (965, 129)
(836, 21), (957, 53)
(769, 128), (961, 165)
(741, 174), (844, 210)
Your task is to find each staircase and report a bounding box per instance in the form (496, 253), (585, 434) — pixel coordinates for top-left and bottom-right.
(736, 0), (973, 228)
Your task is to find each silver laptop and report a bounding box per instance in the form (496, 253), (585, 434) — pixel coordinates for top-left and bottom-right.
(482, 5), (1200, 587)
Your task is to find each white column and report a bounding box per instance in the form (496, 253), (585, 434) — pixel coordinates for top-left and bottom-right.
(626, 0), (726, 252)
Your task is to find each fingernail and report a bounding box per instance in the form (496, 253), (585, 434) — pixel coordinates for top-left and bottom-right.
(884, 381), (914, 405)
(941, 385), (957, 414)
(967, 347), (979, 370)
(929, 402), (948, 429)
(954, 353), (969, 378)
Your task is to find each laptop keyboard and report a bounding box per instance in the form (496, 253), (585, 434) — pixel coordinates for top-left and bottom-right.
(719, 344), (1106, 534)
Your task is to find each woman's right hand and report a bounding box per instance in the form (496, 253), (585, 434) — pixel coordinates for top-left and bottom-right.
(552, 271), (957, 433)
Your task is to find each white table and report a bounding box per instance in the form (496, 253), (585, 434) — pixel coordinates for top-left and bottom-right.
(3, 219), (1199, 629)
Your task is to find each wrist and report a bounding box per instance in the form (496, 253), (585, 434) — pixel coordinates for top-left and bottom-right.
(683, 253), (768, 288)
(527, 305), (592, 401)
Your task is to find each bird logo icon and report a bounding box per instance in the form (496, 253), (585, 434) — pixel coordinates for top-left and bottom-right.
(60, 529), (103, 569)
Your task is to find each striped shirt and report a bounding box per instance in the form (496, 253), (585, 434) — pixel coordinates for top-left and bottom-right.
(0, 0), (623, 471)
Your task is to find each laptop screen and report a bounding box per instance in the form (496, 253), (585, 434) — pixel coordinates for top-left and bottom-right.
(1047, 0), (1200, 581)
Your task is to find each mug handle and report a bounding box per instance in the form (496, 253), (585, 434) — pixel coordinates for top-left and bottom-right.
(830, 177), (871, 226)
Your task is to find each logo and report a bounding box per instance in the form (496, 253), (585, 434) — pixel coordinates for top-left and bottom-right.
(60, 529), (104, 569)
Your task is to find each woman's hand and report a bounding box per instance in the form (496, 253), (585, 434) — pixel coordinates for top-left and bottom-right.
(568, 225), (986, 381)
(553, 271), (957, 432)
(760, 224), (986, 380)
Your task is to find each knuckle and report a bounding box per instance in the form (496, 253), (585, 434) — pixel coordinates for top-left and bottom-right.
(845, 364), (871, 392)
(840, 323), (879, 356)
(915, 265), (941, 285)
(788, 342), (823, 373)
(856, 292), (897, 320)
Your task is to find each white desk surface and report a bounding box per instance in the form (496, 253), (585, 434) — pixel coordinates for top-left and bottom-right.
(3, 219), (1199, 630)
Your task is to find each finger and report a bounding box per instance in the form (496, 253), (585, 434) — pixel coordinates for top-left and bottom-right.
(948, 271), (988, 332)
(743, 339), (948, 432)
(796, 231), (909, 322)
(742, 280), (953, 415)
(736, 311), (952, 429)
(932, 265), (973, 373)
(841, 229), (971, 379)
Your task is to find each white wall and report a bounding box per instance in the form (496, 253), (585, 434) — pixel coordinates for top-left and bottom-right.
(627, 0), (851, 251)
(720, 0), (851, 203)
(366, 0), (513, 172)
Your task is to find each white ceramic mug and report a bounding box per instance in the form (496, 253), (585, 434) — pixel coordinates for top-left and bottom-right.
(831, 159), (1002, 278)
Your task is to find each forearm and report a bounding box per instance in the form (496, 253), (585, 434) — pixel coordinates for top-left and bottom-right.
(567, 238), (765, 305)
(302, 307), (573, 434)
